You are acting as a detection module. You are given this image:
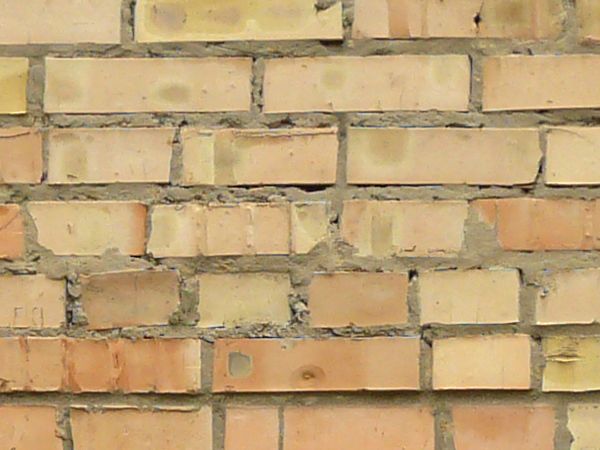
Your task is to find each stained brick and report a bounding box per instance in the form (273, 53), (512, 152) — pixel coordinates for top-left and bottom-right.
(0, 204), (24, 259)
(0, 128), (42, 183)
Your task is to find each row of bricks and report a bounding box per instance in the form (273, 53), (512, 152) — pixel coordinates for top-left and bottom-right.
(7, 403), (595, 450)
(1, 0), (598, 44)
(2, 269), (600, 329)
(8, 55), (600, 113)
(4, 126), (600, 186)
(0, 335), (597, 392)
(5, 198), (600, 258)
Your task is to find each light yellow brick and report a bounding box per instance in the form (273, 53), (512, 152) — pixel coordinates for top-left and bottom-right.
(543, 336), (600, 392)
(546, 127), (600, 185)
(0, 58), (28, 114)
(291, 202), (329, 254)
(568, 404), (600, 450)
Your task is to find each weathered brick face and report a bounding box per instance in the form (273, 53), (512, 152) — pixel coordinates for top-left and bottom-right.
(0, 1), (594, 449)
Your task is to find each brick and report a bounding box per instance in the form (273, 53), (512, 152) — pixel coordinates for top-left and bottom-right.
(568, 404), (600, 450)
(0, 128), (43, 183)
(44, 58), (252, 113)
(0, 57), (28, 114)
(71, 408), (212, 450)
(0, 406), (62, 450)
(433, 335), (531, 390)
(198, 273), (291, 327)
(536, 269), (600, 325)
(353, 0), (563, 39)
(473, 198), (600, 251)
(225, 407), (279, 450)
(28, 201), (146, 256)
(543, 336), (600, 392)
(284, 406), (434, 450)
(419, 269), (520, 325)
(212, 337), (420, 392)
(546, 127), (600, 185)
(0, 275), (65, 328)
(180, 128), (338, 186)
(347, 128), (540, 185)
(577, 0), (600, 40)
(0, 0), (121, 44)
(452, 405), (555, 450)
(0, 337), (64, 392)
(341, 200), (468, 257)
(47, 128), (175, 184)
(0, 204), (24, 259)
(80, 270), (179, 329)
(290, 202), (329, 254)
(263, 55), (470, 113)
(483, 55), (600, 111)
(136, 0), (342, 42)
(309, 272), (409, 327)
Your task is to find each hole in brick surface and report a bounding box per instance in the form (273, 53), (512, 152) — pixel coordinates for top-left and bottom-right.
(228, 352), (253, 378)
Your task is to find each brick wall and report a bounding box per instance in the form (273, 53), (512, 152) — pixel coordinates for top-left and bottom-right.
(0, 1), (598, 449)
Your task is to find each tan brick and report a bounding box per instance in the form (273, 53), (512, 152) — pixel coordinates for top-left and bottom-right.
(536, 269), (600, 325)
(309, 272), (409, 327)
(290, 202), (329, 254)
(543, 336), (600, 392)
(353, 0), (563, 39)
(433, 335), (531, 390)
(136, 0), (342, 42)
(473, 198), (600, 251)
(0, 275), (65, 328)
(71, 408), (212, 450)
(225, 407), (279, 450)
(483, 55), (600, 111)
(546, 127), (600, 185)
(0, 57), (28, 114)
(198, 273), (291, 328)
(347, 128), (540, 185)
(568, 404), (600, 450)
(65, 339), (201, 393)
(452, 405), (555, 450)
(180, 128), (338, 186)
(341, 200), (468, 257)
(212, 337), (420, 392)
(44, 58), (252, 113)
(0, 0), (121, 44)
(28, 201), (146, 256)
(0, 128), (43, 183)
(48, 128), (175, 184)
(577, 0), (600, 40)
(0, 406), (62, 450)
(80, 270), (179, 329)
(0, 337), (64, 392)
(0, 204), (24, 259)
(263, 56), (470, 113)
(284, 406), (434, 450)
(419, 269), (520, 325)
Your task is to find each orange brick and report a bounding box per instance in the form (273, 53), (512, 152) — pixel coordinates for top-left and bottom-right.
(433, 335), (531, 390)
(578, 0), (600, 40)
(0, 406), (62, 450)
(136, 0), (342, 42)
(452, 405), (555, 450)
(546, 127), (600, 185)
(28, 201), (146, 256)
(341, 200), (468, 257)
(180, 128), (338, 186)
(0, 204), (24, 259)
(0, 274), (65, 328)
(263, 56), (470, 113)
(483, 55), (600, 111)
(0, 337), (64, 392)
(473, 198), (600, 251)
(225, 407), (279, 450)
(347, 128), (540, 185)
(284, 406), (434, 450)
(419, 269), (520, 324)
(71, 408), (212, 450)
(47, 128), (175, 184)
(308, 272), (409, 327)
(0, 128), (42, 183)
(212, 337), (420, 392)
(44, 58), (252, 113)
(353, 0), (563, 39)
(80, 270), (180, 329)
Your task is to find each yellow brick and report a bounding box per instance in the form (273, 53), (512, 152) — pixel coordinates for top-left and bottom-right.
(0, 58), (28, 114)
(577, 0), (600, 41)
(543, 336), (600, 392)
(546, 127), (600, 185)
(568, 404), (600, 450)
(291, 202), (329, 254)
